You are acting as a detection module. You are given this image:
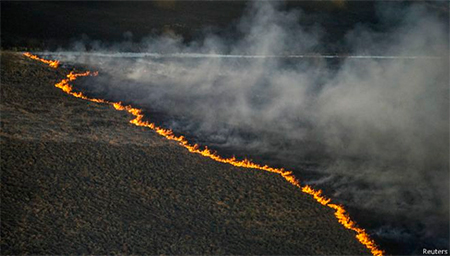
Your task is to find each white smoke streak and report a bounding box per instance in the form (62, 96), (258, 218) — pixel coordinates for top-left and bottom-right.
(34, 51), (441, 59)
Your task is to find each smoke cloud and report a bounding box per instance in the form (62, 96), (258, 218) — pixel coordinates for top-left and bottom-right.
(44, 1), (449, 253)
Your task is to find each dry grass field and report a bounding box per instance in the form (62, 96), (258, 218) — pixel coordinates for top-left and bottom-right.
(0, 52), (369, 254)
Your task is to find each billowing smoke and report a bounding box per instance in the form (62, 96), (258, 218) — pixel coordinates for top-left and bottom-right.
(43, 1), (448, 254)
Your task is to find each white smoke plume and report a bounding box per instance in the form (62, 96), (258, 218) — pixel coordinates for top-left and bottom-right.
(39, 1), (449, 253)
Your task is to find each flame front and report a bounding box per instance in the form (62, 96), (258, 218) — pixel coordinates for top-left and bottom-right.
(24, 52), (384, 256)
(23, 52), (60, 68)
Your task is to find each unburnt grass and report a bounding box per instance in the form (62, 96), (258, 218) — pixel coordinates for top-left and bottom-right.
(1, 52), (369, 255)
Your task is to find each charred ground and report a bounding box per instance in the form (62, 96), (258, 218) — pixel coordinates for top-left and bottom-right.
(1, 1), (381, 52)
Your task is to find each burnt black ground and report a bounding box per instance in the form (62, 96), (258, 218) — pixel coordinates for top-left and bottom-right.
(0, 52), (370, 254)
(1, 1), (381, 52)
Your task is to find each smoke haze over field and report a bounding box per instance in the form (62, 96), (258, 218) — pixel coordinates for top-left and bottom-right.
(42, 1), (449, 254)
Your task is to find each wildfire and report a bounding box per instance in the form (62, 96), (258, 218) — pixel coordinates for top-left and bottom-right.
(23, 52), (60, 68)
(55, 71), (101, 100)
(23, 52), (384, 256)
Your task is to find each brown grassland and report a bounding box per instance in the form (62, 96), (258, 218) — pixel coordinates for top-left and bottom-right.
(1, 52), (369, 255)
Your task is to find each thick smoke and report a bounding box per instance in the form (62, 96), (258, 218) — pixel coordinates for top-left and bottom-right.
(47, 1), (449, 253)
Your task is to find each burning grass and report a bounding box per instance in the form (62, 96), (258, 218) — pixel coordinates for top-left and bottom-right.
(0, 51), (376, 255)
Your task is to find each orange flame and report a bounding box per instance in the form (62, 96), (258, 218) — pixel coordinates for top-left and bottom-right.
(23, 53), (384, 256)
(23, 52), (60, 68)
